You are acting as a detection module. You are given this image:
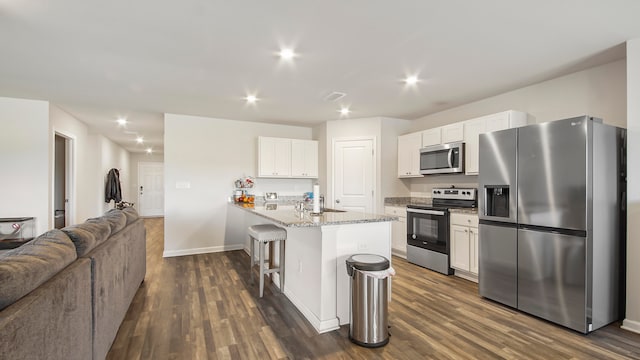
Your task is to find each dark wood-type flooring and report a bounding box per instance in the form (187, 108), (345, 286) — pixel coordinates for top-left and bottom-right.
(107, 218), (640, 359)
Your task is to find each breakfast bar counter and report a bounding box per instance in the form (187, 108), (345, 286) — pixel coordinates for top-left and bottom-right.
(225, 202), (395, 333)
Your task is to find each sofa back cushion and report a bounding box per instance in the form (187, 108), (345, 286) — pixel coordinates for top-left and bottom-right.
(61, 225), (98, 257)
(121, 207), (139, 224)
(0, 229), (77, 310)
(88, 209), (126, 235)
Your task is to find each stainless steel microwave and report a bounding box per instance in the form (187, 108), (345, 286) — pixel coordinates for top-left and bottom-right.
(419, 142), (465, 175)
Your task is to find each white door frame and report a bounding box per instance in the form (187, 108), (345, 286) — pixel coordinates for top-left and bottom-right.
(137, 161), (164, 217)
(51, 130), (75, 227)
(331, 136), (377, 214)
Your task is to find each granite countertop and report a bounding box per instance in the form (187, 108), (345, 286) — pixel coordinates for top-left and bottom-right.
(230, 202), (397, 228)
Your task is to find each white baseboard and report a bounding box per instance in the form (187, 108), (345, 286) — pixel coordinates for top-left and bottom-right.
(163, 244), (244, 258)
(453, 269), (479, 283)
(284, 288), (340, 334)
(621, 318), (640, 334)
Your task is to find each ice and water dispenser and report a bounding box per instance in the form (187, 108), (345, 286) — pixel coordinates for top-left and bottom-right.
(484, 185), (510, 218)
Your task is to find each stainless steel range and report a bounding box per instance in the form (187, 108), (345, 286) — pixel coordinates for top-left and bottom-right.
(406, 187), (477, 275)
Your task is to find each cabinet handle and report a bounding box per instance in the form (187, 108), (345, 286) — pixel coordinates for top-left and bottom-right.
(465, 229), (468, 233)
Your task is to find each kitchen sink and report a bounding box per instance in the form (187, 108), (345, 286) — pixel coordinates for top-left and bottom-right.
(322, 208), (346, 213)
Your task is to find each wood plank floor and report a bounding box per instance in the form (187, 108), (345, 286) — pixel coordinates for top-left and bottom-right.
(107, 218), (640, 359)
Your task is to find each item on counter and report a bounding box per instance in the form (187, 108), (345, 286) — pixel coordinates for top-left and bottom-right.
(235, 193), (255, 204)
(234, 176), (255, 189)
(313, 184), (320, 213)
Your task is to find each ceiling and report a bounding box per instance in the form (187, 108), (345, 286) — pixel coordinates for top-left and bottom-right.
(2, 1), (640, 154)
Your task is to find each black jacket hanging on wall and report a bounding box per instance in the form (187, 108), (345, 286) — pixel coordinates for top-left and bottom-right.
(105, 168), (122, 203)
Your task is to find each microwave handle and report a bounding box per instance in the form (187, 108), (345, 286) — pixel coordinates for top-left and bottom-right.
(447, 149), (453, 168)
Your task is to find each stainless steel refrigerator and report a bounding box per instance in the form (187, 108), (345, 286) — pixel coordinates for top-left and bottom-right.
(478, 116), (626, 333)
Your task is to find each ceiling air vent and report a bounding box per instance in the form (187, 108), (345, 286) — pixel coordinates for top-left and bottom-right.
(324, 91), (346, 102)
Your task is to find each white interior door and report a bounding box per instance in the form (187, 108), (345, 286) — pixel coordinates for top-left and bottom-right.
(333, 139), (375, 213)
(138, 162), (164, 217)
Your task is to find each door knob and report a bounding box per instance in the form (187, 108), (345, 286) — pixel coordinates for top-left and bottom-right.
(336, 199), (340, 204)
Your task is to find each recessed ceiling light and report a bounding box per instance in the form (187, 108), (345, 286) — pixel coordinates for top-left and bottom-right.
(404, 75), (419, 86)
(279, 48), (296, 60)
(146, 147), (153, 154)
(245, 95), (258, 104)
(339, 107), (351, 116)
(116, 118), (127, 126)
(136, 136), (144, 144)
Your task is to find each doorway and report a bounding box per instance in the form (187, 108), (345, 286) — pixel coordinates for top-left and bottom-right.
(332, 138), (375, 213)
(138, 162), (164, 217)
(54, 133), (73, 229)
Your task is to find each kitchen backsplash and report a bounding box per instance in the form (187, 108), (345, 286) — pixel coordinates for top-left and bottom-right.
(407, 174), (478, 197)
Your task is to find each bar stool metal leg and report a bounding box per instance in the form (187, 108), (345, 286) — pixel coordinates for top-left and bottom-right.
(249, 236), (254, 285)
(279, 240), (285, 293)
(259, 240), (266, 297)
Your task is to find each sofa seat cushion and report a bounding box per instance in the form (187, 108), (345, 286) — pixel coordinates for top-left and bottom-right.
(0, 229), (77, 310)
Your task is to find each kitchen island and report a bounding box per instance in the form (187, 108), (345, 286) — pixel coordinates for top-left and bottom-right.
(225, 202), (396, 333)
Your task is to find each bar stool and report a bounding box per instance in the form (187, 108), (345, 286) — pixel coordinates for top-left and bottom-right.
(248, 224), (287, 297)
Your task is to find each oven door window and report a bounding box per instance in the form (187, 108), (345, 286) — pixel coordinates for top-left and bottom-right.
(408, 214), (447, 253)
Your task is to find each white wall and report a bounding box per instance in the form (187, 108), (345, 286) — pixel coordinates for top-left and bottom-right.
(50, 105), (131, 221)
(324, 117), (411, 212)
(99, 136), (131, 213)
(380, 118), (412, 198)
(623, 39), (640, 334)
(410, 59), (626, 131)
(51, 105), (99, 224)
(163, 113), (313, 257)
(0, 97), (50, 235)
(405, 59), (627, 195)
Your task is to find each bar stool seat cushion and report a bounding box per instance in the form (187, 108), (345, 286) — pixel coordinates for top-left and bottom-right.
(248, 224), (286, 242)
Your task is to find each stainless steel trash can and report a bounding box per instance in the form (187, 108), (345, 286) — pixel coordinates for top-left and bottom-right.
(345, 254), (391, 347)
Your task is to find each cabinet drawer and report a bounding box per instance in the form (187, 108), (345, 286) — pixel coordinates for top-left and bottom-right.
(450, 213), (478, 227)
(384, 206), (407, 218)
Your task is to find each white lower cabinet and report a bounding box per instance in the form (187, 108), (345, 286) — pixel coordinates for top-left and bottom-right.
(385, 206), (407, 258)
(450, 213), (479, 282)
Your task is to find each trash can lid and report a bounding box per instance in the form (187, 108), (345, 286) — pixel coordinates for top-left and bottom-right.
(346, 254), (389, 271)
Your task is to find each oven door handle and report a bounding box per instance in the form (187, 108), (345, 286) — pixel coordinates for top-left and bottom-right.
(447, 148), (453, 168)
(407, 208), (445, 216)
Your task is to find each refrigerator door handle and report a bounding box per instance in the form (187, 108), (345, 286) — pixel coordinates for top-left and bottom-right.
(447, 149), (453, 168)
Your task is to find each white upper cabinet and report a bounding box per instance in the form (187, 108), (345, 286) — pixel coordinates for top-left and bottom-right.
(259, 137), (292, 178)
(291, 139), (318, 178)
(259, 137), (318, 178)
(441, 123), (464, 143)
(464, 110), (529, 175)
(397, 132), (422, 178)
(463, 118), (487, 175)
(421, 128), (442, 147)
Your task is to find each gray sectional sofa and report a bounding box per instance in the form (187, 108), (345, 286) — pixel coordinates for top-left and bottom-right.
(0, 207), (146, 360)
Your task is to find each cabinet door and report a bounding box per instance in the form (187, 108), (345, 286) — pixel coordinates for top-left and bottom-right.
(291, 140), (318, 177)
(259, 137), (291, 177)
(463, 118), (485, 175)
(485, 110), (528, 133)
(469, 227), (479, 275)
(484, 112), (510, 133)
(397, 132), (422, 177)
(450, 224), (470, 271)
(421, 128), (442, 147)
(441, 123), (464, 143)
(385, 206), (407, 258)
